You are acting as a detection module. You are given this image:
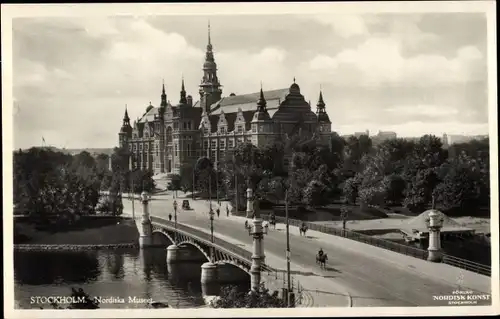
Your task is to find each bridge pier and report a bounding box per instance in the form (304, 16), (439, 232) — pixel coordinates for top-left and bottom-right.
(166, 244), (208, 263)
(166, 245), (180, 263)
(201, 262), (218, 284)
(139, 191), (153, 248)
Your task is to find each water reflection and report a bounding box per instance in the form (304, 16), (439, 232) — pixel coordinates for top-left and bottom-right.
(14, 248), (211, 309)
(14, 251), (101, 285)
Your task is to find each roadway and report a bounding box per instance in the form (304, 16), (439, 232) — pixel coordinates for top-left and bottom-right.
(122, 192), (491, 307)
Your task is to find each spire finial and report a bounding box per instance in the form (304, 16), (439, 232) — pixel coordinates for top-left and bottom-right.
(293, 77), (296, 83)
(123, 104), (130, 122)
(257, 82), (267, 110)
(208, 20), (211, 46)
(179, 75), (187, 105)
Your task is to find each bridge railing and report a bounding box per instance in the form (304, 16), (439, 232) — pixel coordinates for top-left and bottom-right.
(262, 214), (491, 277)
(150, 216), (307, 304)
(442, 254), (491, 277)
(151, 216), (270, 270)
(262, 214), (428, 260)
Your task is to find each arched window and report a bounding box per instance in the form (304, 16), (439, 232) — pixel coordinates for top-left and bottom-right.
(166, 127), (173, 143)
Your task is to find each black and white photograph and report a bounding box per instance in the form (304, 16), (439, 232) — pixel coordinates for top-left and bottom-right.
(2, 1), (498, 318)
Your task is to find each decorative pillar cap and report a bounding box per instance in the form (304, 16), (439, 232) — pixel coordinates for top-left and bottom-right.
(425, 209), (444, 228)
(141, 191), (149, 201)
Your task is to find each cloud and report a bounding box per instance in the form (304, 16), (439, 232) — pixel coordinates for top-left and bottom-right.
(385, 104), (459, 117)
(10, 14), (490, 149)
(311, 14), (368, 38)
(307, 37), (485, 87)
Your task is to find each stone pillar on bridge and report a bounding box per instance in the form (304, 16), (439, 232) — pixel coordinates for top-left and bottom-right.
(139, 191), (153, 248)
(248, 187), (266, 292)
(426, 210), (444, 262)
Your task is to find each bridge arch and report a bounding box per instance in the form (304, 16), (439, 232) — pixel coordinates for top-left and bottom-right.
(177, 241), (211, 262)
(151, 230), (175, 247)
(216, 261), (252, 284)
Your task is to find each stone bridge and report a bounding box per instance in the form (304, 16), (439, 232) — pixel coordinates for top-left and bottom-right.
(145, 216), (276, 292)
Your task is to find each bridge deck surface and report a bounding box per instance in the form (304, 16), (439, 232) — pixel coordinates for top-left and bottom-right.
(124, 193), (491, 307)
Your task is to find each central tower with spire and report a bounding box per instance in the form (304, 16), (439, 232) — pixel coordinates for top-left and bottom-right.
(199, 21), (222, 113)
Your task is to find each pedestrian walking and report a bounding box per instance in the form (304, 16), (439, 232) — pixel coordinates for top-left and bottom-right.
(168, 213), (172, 221)
(226, 204), (229, 217)
(216, 207), (220, 218)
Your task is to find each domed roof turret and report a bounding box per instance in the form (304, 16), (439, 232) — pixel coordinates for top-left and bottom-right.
(289, 78), (300, 94)
(146, 102), (154, 113)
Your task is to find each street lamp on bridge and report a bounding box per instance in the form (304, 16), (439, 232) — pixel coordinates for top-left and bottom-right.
(173, 198), (178, 242)
(209, 205), (215, 263)
(245, 185), (268, 294)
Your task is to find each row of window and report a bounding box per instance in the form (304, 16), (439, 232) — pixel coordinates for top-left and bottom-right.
(202, 124), (245, 135)
(129, 144), (153, 151)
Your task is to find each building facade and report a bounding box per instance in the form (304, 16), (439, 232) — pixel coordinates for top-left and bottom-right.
(118, 25), (332, 175)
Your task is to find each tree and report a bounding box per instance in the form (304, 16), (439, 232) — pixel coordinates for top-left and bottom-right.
(95, 153), (110, 174)
(71, 151), (97, 171)
(343, 176), (361, 204)
(13, 148), (102, 224)
(179, 162), (195, 193)
(359, 185), (386, 207)
(415, 134), (447, 168)
(210, 284), (286, 308)
(302, 179), (328, 206)
(169, 174), (182, 192)
(381, 174), (406, 206)
(403, 168), (440, 213)
(434, 156), (483, 212)
(344, 135), (373, 174)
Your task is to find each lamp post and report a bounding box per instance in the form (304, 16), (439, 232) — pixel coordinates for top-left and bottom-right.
(233, 153), (238, 215)
(209, 165), (213, 213)
(285, 189), (292, 306)
(209, 205), (215, 262)
(244, 186), (267, 293)
(192, 167), (195, 200)
(173, 199), (178, 229)
(340, 206), (348, 235)
(129, 155), (135, 220)
(173, 198), (178, 242)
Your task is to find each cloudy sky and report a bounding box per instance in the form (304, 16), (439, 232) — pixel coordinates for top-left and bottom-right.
(11, 10), (490, 149)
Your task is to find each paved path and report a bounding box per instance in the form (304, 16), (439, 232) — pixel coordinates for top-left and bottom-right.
(122, 193), (491, 307)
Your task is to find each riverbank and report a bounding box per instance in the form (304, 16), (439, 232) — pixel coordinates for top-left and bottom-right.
(14, 243), (138, 252)
(14, 217), (139, 249)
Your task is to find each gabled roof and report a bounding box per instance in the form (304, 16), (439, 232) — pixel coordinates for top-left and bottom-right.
(138, 107), (158, 123)
(209, 88), (288, 116)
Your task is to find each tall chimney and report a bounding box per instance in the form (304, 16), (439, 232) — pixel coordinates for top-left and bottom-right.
(187, 95), (193, 107)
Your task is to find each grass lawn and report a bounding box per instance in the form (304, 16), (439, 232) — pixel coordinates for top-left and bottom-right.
(14, 218), (139, 245)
